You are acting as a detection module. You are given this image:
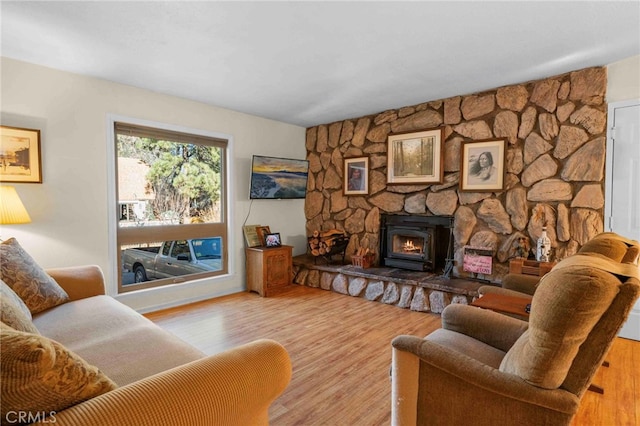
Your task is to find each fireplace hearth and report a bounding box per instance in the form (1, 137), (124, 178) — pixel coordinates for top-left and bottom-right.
(380, 214), (453, 272)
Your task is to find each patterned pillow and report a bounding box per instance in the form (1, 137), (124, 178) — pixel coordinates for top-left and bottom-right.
(0, 323), (117, 420)
(1, 279), (39, 334)
(0, 238), (69, 314)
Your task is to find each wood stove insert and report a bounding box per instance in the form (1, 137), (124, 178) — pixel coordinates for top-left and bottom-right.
(380, 214), (453, 272)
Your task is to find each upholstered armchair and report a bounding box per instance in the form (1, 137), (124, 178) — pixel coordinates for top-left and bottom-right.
(391, 233), (640, 426)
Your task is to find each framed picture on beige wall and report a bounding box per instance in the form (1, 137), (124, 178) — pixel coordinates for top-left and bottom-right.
(0, 125), (42, 183)
(387, 128), (443, 184)
(459, 139), (506, 192)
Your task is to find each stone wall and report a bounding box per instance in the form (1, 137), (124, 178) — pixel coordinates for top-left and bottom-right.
(304, 66), (607, 282)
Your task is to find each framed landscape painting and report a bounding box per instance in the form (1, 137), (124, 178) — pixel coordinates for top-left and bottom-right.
(459, 139), (506, 192)
(387, 128), (443, 184)
(0, 125), (42, 183)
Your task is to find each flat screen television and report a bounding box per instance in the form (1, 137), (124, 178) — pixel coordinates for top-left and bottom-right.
(249, 155), (310, 199)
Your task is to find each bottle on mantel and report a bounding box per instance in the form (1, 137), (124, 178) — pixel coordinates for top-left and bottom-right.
(536, 226), (551, 262)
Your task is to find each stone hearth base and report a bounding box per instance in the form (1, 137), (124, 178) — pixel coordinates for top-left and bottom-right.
(293, 255), (491, 314)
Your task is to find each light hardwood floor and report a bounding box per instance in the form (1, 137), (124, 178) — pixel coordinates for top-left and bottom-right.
(145, 285), (639, 425)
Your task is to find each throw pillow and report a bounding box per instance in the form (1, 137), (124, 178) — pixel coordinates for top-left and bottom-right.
(0, 238), (69, 314)
(499, 265), (619, 389)
(0, 323), (117, 421)
(0, 279), (39, 334)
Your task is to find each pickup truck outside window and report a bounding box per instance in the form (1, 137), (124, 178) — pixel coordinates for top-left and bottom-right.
(115, 121), (228, 292)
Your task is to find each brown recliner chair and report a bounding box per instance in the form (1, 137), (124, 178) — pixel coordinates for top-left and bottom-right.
(391, 233), (640, 426)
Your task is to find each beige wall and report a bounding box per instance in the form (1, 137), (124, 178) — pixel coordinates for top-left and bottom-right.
(607, 55), (640, 102)
(0, 57), (306, 312)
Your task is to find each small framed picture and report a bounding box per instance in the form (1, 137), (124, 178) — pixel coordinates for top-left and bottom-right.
(387, 127), (444, 184)
(459, 139), (506, 192)
(0, 125), (42, 183)
(265, 233), (282, 247)
(256, 225), (271, 246)
(344, 156), (369, 195)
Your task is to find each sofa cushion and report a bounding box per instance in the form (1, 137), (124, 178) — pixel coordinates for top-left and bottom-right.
(0, 238), (69, 314)
(499, 265), (619, 389)
(33, 295), (205, 386)
(0, 323), (117, 421)
(1, 279), (39, 334)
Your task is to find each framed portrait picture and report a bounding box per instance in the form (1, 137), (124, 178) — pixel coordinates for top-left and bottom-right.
(0, 125), (42, 183)
(343, 156), (369, 195)
(265, 233), (282, 247)
(255, 225), (271, 246)
(459, 139), (506, 192)
(387, 128), (443, 184)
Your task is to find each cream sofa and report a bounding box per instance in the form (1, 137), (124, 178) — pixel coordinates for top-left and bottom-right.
(2, 263), (291, 426)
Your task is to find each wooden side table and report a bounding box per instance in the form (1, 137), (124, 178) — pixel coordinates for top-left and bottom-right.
(246, 245), (293, 297)
(509, 258), (556, 277)
(509, 258), (557, 277)
(470, 293), (531, 319)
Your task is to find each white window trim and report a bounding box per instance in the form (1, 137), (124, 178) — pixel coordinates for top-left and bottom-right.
(106, 114), (236, 302)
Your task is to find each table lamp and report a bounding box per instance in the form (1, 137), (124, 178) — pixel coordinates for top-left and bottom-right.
(0, 186), (32, 225)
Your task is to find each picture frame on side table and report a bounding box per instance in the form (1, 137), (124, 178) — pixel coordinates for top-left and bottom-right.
(243, 224), (262, 247)
(0, 125), (42, 183)
(343, 156), (369, 195)
(265, 233), (282, 247)
(459, 139), (506, 192)
(387, 127), (444, 184)
(256, 225), (271, 246)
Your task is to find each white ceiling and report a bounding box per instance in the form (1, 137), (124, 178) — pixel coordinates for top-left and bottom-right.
(2, 1), (639, 128)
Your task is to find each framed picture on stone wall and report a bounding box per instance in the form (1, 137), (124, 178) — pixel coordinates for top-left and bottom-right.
(460, 139), (506, 192)
(344, 156), (369, 196)
(387, 128), (444, 184)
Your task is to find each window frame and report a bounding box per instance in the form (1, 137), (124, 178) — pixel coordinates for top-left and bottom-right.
(107, 115), (233, 295)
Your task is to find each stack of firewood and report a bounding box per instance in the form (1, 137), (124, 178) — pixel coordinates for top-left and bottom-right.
(354, 247), (371, 257)
(308, 229), (347, 256)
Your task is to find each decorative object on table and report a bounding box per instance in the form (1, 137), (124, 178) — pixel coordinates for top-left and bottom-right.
(242, 224), (262, 247)
(343, 156), (369, 196)
(255, 225), (271, 246)
(265, 233), (281, 247)
(536, 226), (551, 262)
(459, 138), (506, 192)
(0, 126), (42, 183)
(515, 236), (531, 259)
(387, 128), (444, 184)
(307, 229), (349, 264)
(351, 247), (375, 268)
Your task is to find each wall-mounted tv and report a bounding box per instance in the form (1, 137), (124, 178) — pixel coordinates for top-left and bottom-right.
(249, 155), (310, 200)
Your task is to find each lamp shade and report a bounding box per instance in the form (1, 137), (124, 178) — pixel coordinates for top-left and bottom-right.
(0, 186), (32, 224)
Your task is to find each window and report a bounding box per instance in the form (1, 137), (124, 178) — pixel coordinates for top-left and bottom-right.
(114, 122), (228, 293)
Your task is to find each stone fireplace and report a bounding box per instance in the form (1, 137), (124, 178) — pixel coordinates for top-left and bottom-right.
(380, 214), (453, 272)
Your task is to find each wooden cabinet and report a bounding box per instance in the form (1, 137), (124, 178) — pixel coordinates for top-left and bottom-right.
(246, 245), (293, 297)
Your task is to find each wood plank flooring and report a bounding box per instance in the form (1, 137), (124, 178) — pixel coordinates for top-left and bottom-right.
(145, 285), (639, 426)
